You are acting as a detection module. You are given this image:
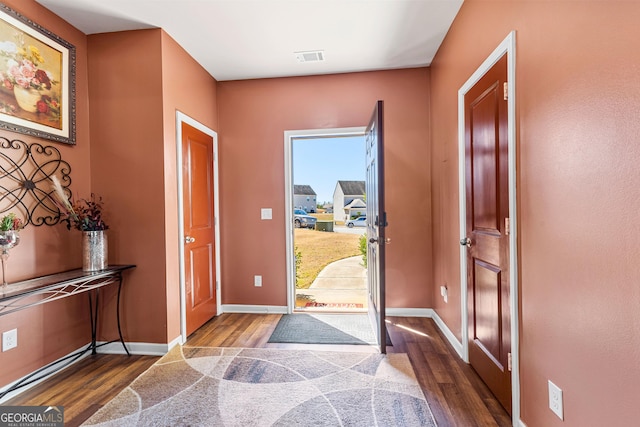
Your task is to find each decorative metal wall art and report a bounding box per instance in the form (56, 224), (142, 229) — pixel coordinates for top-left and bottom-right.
(0, 136), (72, 226)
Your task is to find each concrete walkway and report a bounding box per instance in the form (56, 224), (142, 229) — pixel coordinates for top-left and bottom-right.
(297, 255), (368, 311)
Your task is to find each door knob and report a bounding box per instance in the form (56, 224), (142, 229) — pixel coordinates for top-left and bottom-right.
(460, 237), (472, 247)
(185, 236), (196, 244)
(369, 237), (378, 244)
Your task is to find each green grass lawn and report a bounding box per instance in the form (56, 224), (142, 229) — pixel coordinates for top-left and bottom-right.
(294, 228), (360, 289)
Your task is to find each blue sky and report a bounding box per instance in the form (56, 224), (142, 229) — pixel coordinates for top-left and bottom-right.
(293, 136), (366, 205)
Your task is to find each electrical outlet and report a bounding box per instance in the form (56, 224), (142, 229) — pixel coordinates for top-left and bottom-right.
(2, 328), (17, 352)
(548, 380), (564, 420)
(440, 285), (448, 303)
(254, 275), (262, 287)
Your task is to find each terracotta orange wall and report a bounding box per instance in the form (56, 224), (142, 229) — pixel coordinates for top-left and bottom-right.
(159, 31), (218, 340)
(0, 0), (92, 388)
(217, 69), (432, 309)
(88, 29), (168, 345)
(0, 4), (219, 388)
(430, 1), (640, 425)
(87, 29), (219, 344)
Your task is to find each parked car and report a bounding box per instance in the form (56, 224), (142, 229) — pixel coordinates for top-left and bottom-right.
(346, 216), (367, 228)
(293, 209), (317, 229)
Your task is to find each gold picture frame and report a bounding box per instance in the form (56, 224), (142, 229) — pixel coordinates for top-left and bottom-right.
(0, 3), (75, 145)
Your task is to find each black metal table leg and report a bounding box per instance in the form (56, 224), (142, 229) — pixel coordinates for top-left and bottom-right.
(88, 289), (100, 355)
(116, 275), (130, 356)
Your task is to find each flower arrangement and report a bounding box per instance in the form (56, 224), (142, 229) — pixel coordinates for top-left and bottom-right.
(65, 195), (109, 231)
(0, 42), (57, 91)
(0, 39), (60, 118)
(50, 176), (109, 231)
(0, 213), (24, 231)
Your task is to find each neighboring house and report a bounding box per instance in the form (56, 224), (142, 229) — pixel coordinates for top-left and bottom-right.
(333, 180), (365, 223)
(343, 198), (366, 220)
(293, 184), (317, 213)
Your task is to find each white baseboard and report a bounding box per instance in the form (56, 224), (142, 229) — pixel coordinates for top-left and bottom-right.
(386, 307), (464, 360)
(0, 344), (90, 403)
(389, 308), (525, 425)
(430, 309), (464, 360)
(386, 308), (434, 317)
(1, 338), (178, 403)
(96, 340), (175, 356)
(168, 335), (182, 350)
(221, 304), (288, 314)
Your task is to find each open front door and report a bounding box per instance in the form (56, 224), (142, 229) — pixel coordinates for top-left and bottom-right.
(365, 100), (386, 354)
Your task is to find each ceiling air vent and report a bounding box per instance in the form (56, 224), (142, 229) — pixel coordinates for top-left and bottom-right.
(295, 50), (325, 63)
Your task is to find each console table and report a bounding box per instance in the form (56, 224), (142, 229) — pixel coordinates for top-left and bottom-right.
(0, 265), (135, 399)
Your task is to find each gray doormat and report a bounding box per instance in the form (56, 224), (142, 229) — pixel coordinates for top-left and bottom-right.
(268, 313), (391, 346)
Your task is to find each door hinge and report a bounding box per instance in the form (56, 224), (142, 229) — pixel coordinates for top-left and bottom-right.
(505, 217), (510, 236)
(503, 82), (508, 101)
(508, 352), (512, 371)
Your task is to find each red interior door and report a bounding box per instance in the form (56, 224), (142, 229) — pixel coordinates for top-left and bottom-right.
(182, 123), (217, 336)
(463, 55), (511, 413)
(365, 100), (387, 354)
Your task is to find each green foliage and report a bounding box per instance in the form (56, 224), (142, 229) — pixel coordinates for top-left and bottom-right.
(0, 213), (24, 231)
(295, 246), (303, 288)
(64, 194), (109, 231)
(359, 234), (367, 267)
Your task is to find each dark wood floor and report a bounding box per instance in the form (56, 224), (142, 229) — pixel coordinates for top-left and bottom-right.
(5, 314), (511, 427)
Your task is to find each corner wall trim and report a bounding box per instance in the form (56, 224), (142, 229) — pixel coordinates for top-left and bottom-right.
(430, 310), (464, 359)
(221, 304), (288, 314)
(386, 308), (463, 359)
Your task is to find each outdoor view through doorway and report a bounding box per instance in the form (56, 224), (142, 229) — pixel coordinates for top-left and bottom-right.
(292, 135), (367, 312)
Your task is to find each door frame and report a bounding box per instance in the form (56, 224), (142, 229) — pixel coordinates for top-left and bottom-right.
(176, 111), (222, 343)
(283, 127), (366, 313)
(457, 31), (519, 423)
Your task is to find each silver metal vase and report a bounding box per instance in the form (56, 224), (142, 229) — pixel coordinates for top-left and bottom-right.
(82, 230), (108, 272)
(0, 230), (20, 286)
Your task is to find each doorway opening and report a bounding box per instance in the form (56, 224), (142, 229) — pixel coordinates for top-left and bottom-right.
(284, 128), (367, 314)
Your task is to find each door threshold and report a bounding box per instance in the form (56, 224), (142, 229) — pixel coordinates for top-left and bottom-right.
(294, 308), (368, 314)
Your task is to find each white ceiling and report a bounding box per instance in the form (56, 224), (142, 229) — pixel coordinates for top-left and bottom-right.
(35, 0), (463, 82)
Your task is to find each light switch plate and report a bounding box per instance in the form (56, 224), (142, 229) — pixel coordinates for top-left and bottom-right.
(440, 285), (448, 303)
(261, 208), (272, 220)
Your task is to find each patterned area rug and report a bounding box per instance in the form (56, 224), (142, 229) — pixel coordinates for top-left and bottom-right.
(82, 346), (436, 427)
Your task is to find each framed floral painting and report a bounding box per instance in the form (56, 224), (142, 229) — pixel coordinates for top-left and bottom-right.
(0, 3), (75, 145)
